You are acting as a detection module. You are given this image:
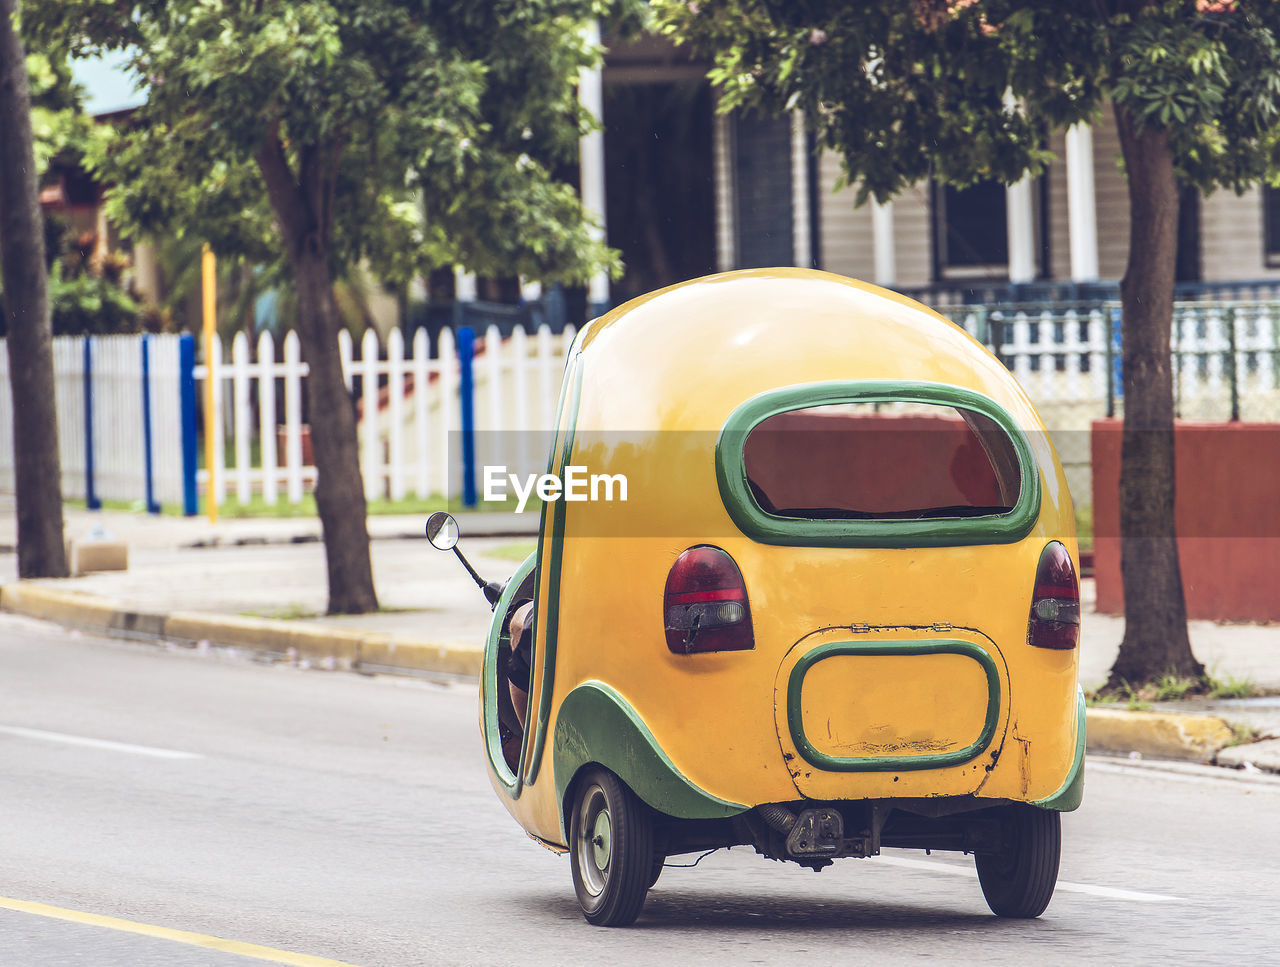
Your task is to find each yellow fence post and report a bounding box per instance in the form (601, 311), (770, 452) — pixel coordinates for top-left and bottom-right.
(202, 244), (218, 525)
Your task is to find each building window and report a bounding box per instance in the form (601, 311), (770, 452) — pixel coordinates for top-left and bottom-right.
(733, 112), (794, 269)
(1265, 185), (1280, 267)
(934, 179), (1009, 279)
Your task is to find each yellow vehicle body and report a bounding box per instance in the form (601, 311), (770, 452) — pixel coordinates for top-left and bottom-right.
(479, 268), (1083, 858)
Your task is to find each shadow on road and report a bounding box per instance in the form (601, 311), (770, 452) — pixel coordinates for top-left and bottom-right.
(524, 889), (1059, 933)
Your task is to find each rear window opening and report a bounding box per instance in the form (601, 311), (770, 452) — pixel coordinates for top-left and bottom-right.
(742, 402), (1022, 521)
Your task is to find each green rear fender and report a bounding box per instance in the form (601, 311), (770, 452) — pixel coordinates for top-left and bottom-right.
(553, 681), (747, 838)
(1033, 685), (1086, 812)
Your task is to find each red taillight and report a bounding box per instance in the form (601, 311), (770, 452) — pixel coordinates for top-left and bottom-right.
(1027, 541), (1080, 650)
(663, 546), (754, 654)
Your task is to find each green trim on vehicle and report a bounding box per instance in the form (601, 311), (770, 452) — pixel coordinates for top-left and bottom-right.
(786, 639), (1002, 772)
(524, 356), (584, 788)
(554, 681), (748, 837)
(482, 551), (539, 797)
(1033, 685), (1086, 812)
(715, 380), (1041, 548)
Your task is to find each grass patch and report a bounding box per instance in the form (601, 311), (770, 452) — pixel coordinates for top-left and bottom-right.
(239, 603), (424, 621)
(1090, 670), (1259, 706)
(1152, 674), (1199, 702)
(213, 493), (524, 519)
(1207, 674), (1257, 700)
(240, 603), (319, 621)
(1085, 686), (1153, 712)
(1225, 722), (1260, 748)
(1074, 503), (1093, 553)
(480, 541), (538, 562)
(69, 493), (538, 519)
(65, 497), (185, 517)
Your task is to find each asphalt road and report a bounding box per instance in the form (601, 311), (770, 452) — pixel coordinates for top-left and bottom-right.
(2, 613), (1278, 967)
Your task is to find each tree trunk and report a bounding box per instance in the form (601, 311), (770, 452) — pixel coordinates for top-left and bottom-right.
(1106, 103), (1202, 687)
(256, 137), (377, 614)
(0, 0), (68, 579)
(292, 246), (379, 614)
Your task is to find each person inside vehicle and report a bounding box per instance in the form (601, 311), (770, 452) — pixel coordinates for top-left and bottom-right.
(506, 599), (535, 729)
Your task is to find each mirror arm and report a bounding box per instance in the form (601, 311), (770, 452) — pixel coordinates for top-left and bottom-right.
(452, 545), (487, 590)
(452, 545), (502, 607)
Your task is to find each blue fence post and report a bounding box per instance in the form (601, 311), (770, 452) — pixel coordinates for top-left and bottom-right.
(1109, 306), (1124, 416)
(83, 336), (100, 510)
(179, 334), (198, 516)
(140, 335), (160, 514)
(457, 326), (477, 507)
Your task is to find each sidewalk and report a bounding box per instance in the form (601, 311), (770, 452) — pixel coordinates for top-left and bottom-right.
(2, 497), (1279, 772)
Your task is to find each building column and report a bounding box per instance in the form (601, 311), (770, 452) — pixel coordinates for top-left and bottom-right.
(1065, 122), (1100, 282)
(132, 241), (160, 305)
(1006, 176), (1036, 284)
(790, 111), (812, 269)
(454, 268), (477, 303)
(579, 20), (608, 315)
(872, 198), (896, 287)
(713, 109), (735, 272)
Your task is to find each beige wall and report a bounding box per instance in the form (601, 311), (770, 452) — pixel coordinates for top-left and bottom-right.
(1200, 185), (1280, 282)
(816, 150), (931, 288)
(1046, 129), (1072, 281)
(893, 182), (933, 288)
(1091, 111), (1131, 281)
(816, 150), (874, 281)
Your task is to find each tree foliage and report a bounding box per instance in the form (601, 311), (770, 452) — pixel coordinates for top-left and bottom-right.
(656, 1), (1280, 199)
(0, 46), (140, 337)
(656, 0), (1280, 687)
(28, 49), (98, 172)
(33, 0), (623, 285)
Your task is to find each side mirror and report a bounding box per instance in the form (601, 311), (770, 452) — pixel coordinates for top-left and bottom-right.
(426, 512), (460, 550)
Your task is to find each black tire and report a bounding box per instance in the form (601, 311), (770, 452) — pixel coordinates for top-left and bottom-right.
(569, 768), (654, 926)
(975, 805), (1061, 918)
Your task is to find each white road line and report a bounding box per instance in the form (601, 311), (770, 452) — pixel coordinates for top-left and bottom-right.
(0, 725), (202, 760)
(876, 854), (1182, 903)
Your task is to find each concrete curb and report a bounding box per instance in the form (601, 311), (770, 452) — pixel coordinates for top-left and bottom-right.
(0, 583), (483, 680)
(1084, 706), (1237, 762)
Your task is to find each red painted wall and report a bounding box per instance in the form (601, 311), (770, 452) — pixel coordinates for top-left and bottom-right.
(1091, 419), (1280, 621)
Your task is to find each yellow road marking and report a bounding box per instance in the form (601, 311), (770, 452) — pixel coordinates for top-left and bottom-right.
(0, 896), (362, 966)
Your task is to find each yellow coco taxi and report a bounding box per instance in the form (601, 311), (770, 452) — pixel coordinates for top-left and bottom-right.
(427, 267), (1084, 928)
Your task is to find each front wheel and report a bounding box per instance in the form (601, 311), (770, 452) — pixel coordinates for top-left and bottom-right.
(569, 768), (653, 926)
(975, 805), (1061, 918)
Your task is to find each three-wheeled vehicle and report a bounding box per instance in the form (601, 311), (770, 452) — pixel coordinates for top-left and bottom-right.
(427, 268), (1084, 927)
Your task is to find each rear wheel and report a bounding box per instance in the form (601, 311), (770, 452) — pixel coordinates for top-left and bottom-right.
(569, 768), (653, 926)
(975, 805), (1061, 918)
(647, 853), (665, 889)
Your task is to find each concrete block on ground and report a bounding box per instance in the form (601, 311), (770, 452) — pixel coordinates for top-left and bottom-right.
(1215, 737), (1280, 774)
(66, 531), (129, 576)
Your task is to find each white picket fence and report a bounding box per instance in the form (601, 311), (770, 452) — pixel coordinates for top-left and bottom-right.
(199, 323), (576, 507)
(945, 302), (1280, 502)
(0, 334), (185, 506)
(946, 302), (1280, 418)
